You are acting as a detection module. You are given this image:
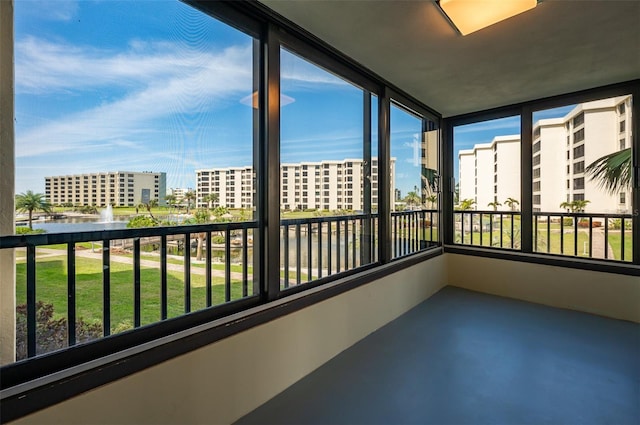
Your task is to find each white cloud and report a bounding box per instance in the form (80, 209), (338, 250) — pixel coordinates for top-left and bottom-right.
(16, 38), (254, 158)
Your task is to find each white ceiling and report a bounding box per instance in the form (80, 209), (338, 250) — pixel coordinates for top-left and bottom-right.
(259, 0), (640, 117)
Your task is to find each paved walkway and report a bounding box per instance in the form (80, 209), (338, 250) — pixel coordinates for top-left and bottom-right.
(590, 228), (614, 259)
(31, 248), (246, 281)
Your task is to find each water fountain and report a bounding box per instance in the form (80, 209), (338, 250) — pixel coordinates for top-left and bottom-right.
(100, 205), (114, 223)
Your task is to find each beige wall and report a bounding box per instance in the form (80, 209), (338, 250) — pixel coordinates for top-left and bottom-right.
(0, 0), (16, 365)
(447, 253), (640, 323)
(14, 255), (447, 425)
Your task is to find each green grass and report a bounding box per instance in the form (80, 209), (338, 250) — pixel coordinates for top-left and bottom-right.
(607, 231), (633, 261)
(16, 255), (255, 334)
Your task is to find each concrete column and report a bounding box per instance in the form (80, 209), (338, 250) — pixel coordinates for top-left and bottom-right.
(0, 0), (16, 364)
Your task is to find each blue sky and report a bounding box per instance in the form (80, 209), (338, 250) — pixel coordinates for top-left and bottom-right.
(14, 0), (425, 197)
(453, 105), (575, 180)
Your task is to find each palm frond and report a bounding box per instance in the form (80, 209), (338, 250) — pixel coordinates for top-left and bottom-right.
(585, 148), (631, 195)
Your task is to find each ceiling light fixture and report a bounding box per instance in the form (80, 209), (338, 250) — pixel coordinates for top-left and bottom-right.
(436, 0), (538, 36)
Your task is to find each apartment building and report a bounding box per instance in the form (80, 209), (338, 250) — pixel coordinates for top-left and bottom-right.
(169, 187), (194, 206)
(458, 135), (521, 210)
(459, 96), (632, 213)
(45, 171), (166, 207)
(196, 158), (395, 211)
(196, 167), (254, 209)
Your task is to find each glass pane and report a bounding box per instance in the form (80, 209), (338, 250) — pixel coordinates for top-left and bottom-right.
(453, 115), (522, 249)
(532, 95), (633, 261)
(390, 103), (438, 258)
(279, 47), (374, 288)
(10, 0), (259, 362)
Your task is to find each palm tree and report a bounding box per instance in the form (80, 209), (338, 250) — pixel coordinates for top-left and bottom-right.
(572, 200), (590, 213)
(165, 194), (177, 214)
(560, 200), (590, 213)
(426, 194), (437, 209)
(504, 197), (519, 211)
(404, 191), (421, 209)
(559, 201), (573, 212)
(203, 193), (219, 209)
(145, 199), (158, 220)
(184, 191), (196, 214)
(487, 201), (501, 211)
(586, 148), (631, 195)
(456, 198), (476, 211)
(16, 191), (52, 230)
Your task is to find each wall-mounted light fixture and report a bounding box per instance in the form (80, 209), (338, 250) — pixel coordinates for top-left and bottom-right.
(437, 0), (537, 36)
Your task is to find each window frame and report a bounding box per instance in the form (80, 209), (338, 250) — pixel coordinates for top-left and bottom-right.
(443, 79), (640, 271)
(1, 1), (443, 420)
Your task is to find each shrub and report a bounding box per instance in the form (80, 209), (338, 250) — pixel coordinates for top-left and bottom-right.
(15, 227), (46, 235)
(127, 215), (158, 228)
(15, 302), (102, 361)
(562, 218), (573, 226)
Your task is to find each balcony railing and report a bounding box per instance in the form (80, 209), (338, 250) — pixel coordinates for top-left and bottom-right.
(2, 222), (258, 361)
(391, 209), (439, 258)
(280, 214), (378, 289)
(1, 209), (440, 361)
(453, 210), (633, 262)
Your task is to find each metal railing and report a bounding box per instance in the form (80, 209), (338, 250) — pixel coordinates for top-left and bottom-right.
(391, 209), (439, 258)
(280, 214), (378, 289)
(453, 210), (633, 262)
(2, 222), (258, 360)
(533, 212), (633, 261)
(2, 209), (441, 361)
(454, 210), (520, 249)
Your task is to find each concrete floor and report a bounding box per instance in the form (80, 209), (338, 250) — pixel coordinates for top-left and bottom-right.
(236, 286), (640, 425)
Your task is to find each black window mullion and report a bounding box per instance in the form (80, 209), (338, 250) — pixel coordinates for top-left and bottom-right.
(378, 88), (392, 263)
(265, 23), (282, 300)
(521, 106), (533, 253)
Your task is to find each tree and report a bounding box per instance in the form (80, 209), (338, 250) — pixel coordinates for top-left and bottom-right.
(559, 201), (573, 212)
(184, 191), (196, 214)
(456, 198), (476, 211)
(15, 190), (52, 230)
(165, 194), (177, 214)
(504, 197), (519, 211)
(203, 193), (219, 209)
(140, 199), (158, 220)
(487, 201), (501, 211)
(404, 191), (421, 209)
(191, 209), (210, 261)
(572, 200), (590, 213)
(426, 195), (437, 209)
(559, 200), (590, 213)
(586, 148), (631, 195)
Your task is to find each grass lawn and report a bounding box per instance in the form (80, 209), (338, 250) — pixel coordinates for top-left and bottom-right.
(16, 255), (255, 334)
(607, 231), (633, 261)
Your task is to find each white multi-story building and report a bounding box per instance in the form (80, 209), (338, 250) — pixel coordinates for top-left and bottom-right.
(459, 95), (632, 213)
(196, 158), (396, 211)
(169, 188), (194, 206)
(45, 171), (166, 207)
(196, 167), (254, 209)
(459, 135), (521, 211)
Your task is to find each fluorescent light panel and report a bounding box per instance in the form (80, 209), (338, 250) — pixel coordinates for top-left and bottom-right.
(439, 0), (537, 35)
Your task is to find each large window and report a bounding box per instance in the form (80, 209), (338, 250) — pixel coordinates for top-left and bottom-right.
(390, 102), (439, 258)
(532, 95), (633, 261)
(2, 1), (443, 417)
(9, 0), (260, 362)
(453, 115), (521, 249)
(448, 89), (636, 265)
(279, 46), (377, 288)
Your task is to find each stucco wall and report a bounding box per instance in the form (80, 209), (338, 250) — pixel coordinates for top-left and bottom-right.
(447, 253), (640, 323)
